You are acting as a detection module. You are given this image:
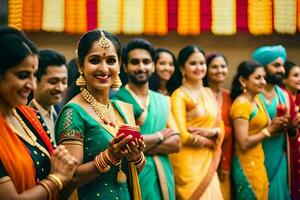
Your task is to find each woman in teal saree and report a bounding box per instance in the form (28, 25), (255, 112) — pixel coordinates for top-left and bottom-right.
(55, 29), (145, 200)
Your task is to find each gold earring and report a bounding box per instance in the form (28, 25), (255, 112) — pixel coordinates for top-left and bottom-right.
(111, 74), (122, 91)
(99, 29), (111, 49)
(76, 71), (87, 87)
(242, 84), (247, 93)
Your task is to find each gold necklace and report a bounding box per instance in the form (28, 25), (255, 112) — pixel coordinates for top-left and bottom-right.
(81, 88), (117, 127)
(11, 109), (50, 158)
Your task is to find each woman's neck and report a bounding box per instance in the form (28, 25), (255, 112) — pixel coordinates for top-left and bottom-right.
(85, 86), (110, 105)
(158, 80), (168, 94)
(183, 79), (203, 90)
(285, 86), (297, 101)
(208, 82), (221, 93)
(243, 92), (256, 102)
(0, 101), (14, 120)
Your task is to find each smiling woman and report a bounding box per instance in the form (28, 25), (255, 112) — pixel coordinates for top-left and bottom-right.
(0, 27), (78, 200)
(55, 29), (145, 200)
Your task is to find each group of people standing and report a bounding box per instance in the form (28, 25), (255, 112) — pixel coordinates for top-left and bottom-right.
(0, 25), (299, 200)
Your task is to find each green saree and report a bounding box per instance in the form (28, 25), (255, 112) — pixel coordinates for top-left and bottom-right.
(114, 87), (175, 200)
(55, 100), (141, 200)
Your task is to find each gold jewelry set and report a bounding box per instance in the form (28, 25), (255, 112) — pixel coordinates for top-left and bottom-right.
(94, 149), (128, 184)
(76, 29), (122, 90)
(10, 109), (50, 158)
(80, 88), (117, 127)
(38, 173), (63, 200)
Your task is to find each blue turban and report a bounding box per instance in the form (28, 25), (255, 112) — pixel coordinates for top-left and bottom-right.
(252, 45), (287, 66)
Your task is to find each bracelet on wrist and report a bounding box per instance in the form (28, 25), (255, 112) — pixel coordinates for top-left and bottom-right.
(47, 174), (63, 190)
(262, 128), (271, 137)
(94, 151), (111, 173)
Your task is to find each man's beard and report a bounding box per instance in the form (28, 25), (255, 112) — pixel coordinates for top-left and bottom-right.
(265, 72), (284, 85)
(127, 72), (150, 86)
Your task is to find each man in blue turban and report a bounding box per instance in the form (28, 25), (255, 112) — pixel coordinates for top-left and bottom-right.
(253, 45), (299, 200)
(253, 45), (286, 85)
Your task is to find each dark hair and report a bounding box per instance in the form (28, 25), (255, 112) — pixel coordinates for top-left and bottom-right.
(0, 27), (38, 75)
(178, 45), (205, 68)
(77, 29), (121, 67)
(120, 38), (155, 85)
(36, 49), (66, 81)
(149, 48), (181, 94)
(230, 60), (263, 100)
(283, 60), (298, 79)
(203, 53), (228, 86)
(62, 58), (79, 105)
(67, 29), (121, 101)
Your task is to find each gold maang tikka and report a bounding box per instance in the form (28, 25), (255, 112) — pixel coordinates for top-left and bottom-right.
(99, 30), (111, 49)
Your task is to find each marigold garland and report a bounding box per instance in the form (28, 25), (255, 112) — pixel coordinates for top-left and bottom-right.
(212, 0), (236, 35)
(123, 0), (144, 34)
(98, 0), (122, 34)
(65, 0), (87, 34)
(8, 0), (23, 30)
(201, 0), (211, 32)
(274, 0), (296, 34)
(144, 0), (167, 35)
(237, 0), (248, 32)
(23, 0), (42, 32)
(248, 0), (273, 35)
(42, 0), (65, 32)
(177, 0), (200, 35)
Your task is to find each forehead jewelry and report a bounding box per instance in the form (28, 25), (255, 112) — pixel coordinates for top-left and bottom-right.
(99, 30), (111, 49)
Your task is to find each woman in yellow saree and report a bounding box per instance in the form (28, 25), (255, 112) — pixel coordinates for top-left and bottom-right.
(170, 45), (224, 200)
(230, 60), (287, 200)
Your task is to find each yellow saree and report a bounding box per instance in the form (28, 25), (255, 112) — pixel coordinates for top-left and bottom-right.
(170, 86), (224, 200)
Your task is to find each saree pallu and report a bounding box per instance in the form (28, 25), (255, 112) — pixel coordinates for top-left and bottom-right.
(170, 86), (224, 200)
(257, 85), (291, 200)
(114, 88), (175, 200)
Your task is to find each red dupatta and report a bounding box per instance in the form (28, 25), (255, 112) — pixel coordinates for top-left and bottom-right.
(0, 106), (53, 193)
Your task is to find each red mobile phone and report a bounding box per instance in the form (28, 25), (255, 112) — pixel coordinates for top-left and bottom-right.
(276, 104), (287, 117)
(116, 124), (141, 142)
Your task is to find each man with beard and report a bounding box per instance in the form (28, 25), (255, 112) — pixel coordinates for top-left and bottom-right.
(253, 45), (300, 200)
(28, 49), (67, 145)
(114, 38), (181, 200)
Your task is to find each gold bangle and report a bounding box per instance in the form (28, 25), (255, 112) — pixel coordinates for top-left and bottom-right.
(262, 128), (271, 137)
(48, 174), (63, 190)
(38, 180), (53, 200)
(105, 149), (121, 166)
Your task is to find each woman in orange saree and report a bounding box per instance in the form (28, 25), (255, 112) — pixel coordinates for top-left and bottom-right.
(0, 27), (78, 200)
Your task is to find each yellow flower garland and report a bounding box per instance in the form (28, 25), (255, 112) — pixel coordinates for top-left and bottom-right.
(42, 0), (65, 32)
(274, 0), (296, 34)
(248, 0), (273, 35)
(99, 0), (122, 34)
(8, 0), (23, 30)
(65, 0), (87, 34)
(177, 0), (200, 35)
(212, 0), (236, 35)
(144, 0), (167, 35)
(122, 0), (144, 34)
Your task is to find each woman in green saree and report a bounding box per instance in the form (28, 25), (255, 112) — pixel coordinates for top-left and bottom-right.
(55, 29), (145, 200)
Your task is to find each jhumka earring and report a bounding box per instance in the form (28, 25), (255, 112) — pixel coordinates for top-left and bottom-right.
(242, 84), (247, 93)
(76, 70), (86, 87)
(111, 74), (122, 91)
(99, 29), (111, 49)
